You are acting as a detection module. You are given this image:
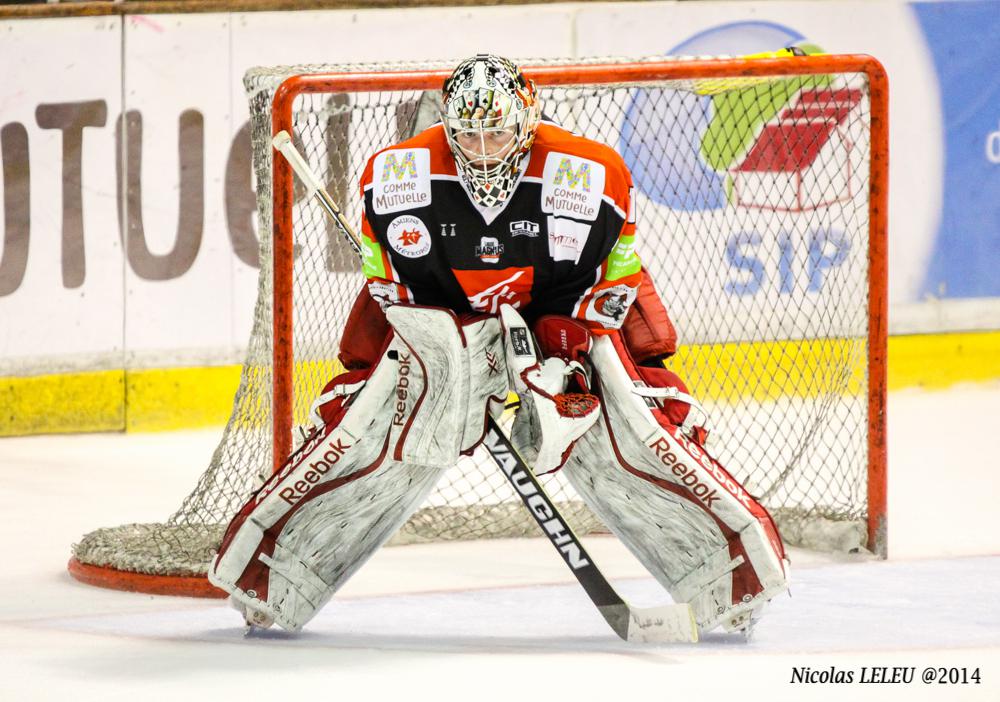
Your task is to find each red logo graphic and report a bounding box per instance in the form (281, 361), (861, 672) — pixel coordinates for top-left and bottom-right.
(453, 267), (534, 314)
(732, 88), (863, 212)
(399, 229), (422, 246)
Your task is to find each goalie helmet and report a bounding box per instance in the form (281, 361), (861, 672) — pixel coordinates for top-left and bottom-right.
(441, 54), (540, 208)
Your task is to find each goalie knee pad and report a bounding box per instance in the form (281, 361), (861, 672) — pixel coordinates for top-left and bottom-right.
(562, 332), (789, 633)
(209, 305), (509, 631)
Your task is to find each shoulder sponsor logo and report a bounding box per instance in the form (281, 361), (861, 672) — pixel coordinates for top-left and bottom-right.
(546, 216), (591, 264)
(541, 152), (605, 222)
(373, 148), (431, 214)
(584, 283), (637, 328)
(387, 214), (432, 258)
(510, 220), (540, 238)
(554, 157), (592, 190)
(475, 236), (504, 264)
(381, 152), (418, 182)
(627, 186), (636, 224)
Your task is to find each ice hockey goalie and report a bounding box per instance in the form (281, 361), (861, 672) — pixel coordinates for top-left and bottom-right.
(208, 302), (787, 635)
(207, 53), (788, 636)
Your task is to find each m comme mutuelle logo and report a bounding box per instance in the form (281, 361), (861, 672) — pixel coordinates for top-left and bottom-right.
(542, 153), (604, 222)
(553, 157), (592, 190)
(374, 149), (431, 214)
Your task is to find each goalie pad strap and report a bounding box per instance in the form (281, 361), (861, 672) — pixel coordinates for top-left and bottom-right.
(630, 384), (707, 435)
(309, 380), (368, 428)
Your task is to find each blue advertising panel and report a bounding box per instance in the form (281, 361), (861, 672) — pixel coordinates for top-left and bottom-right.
(913, 0), (1000, 298)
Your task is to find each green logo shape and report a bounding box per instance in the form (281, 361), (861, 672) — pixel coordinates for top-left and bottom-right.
(606, 234), (642, 281)
(361, 236), (386, 279)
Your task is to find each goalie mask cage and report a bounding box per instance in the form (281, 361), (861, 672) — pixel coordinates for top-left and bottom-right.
(69, 55), (888, 598)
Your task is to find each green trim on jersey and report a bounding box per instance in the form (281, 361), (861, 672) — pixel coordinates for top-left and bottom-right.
(606, 234), (642, 281)
(362, 236), (387, 279)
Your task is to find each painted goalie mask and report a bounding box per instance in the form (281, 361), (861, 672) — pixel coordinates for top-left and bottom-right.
(441, 54), (541, 208)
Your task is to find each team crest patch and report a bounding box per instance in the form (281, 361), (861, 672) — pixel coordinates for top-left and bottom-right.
(475, 236), (504, 264)
(584, 284), (637, 328)
(541, 152), (605, 222)
(387, 215), (432, 258)
(372, 148), (431, 214)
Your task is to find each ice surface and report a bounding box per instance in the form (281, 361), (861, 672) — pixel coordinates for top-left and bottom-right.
(1, 384), (998, 700)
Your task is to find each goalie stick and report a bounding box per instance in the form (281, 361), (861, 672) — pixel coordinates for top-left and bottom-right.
(272, 130), (698, 643)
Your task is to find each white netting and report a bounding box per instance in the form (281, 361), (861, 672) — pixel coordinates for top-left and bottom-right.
(73, 57), (877, 580)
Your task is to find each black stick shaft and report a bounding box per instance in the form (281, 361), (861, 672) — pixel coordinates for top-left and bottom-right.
(483, 417), (630, 636)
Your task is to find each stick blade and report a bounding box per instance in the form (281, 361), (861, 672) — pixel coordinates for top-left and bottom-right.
(626, 604), (698, 643)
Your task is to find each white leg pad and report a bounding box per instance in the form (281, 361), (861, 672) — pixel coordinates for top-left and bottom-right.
(209, 305), (511, 631)
(563, 335), (790, 633)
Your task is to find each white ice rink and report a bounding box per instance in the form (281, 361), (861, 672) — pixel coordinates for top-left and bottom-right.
(2, 383), (998, 701)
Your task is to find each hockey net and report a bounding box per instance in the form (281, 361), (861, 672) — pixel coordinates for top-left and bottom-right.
(70, 55), (887, 597)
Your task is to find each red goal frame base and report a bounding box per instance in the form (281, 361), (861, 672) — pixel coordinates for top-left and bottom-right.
(67, 557), (227, 599)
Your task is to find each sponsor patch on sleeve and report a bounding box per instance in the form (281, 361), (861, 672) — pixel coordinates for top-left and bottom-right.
(386, 214), (432, 258)
(361, 236), (387, 279)
(372, 148), (432, 214)
(605, 234), (642, 281)
(541, 152), (605, 222)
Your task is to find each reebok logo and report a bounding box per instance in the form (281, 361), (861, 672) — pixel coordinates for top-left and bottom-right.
(649, 436), (752, 511)
(271, 436), (353, 506)
(392, 353), (412, 426)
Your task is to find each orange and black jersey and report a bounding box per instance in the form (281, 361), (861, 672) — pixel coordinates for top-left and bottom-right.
(359, 122), (643, 332)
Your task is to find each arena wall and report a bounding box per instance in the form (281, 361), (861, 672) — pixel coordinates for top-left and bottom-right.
(1, 0), (997, 434)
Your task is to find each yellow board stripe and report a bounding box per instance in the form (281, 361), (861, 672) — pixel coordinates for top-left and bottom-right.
(1, 330), (998, 436)
(886, 330), (1000, 390)
(125, 365), (243, 432)
(668, 336), (868, 402)
(0, 370), (125, 436)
